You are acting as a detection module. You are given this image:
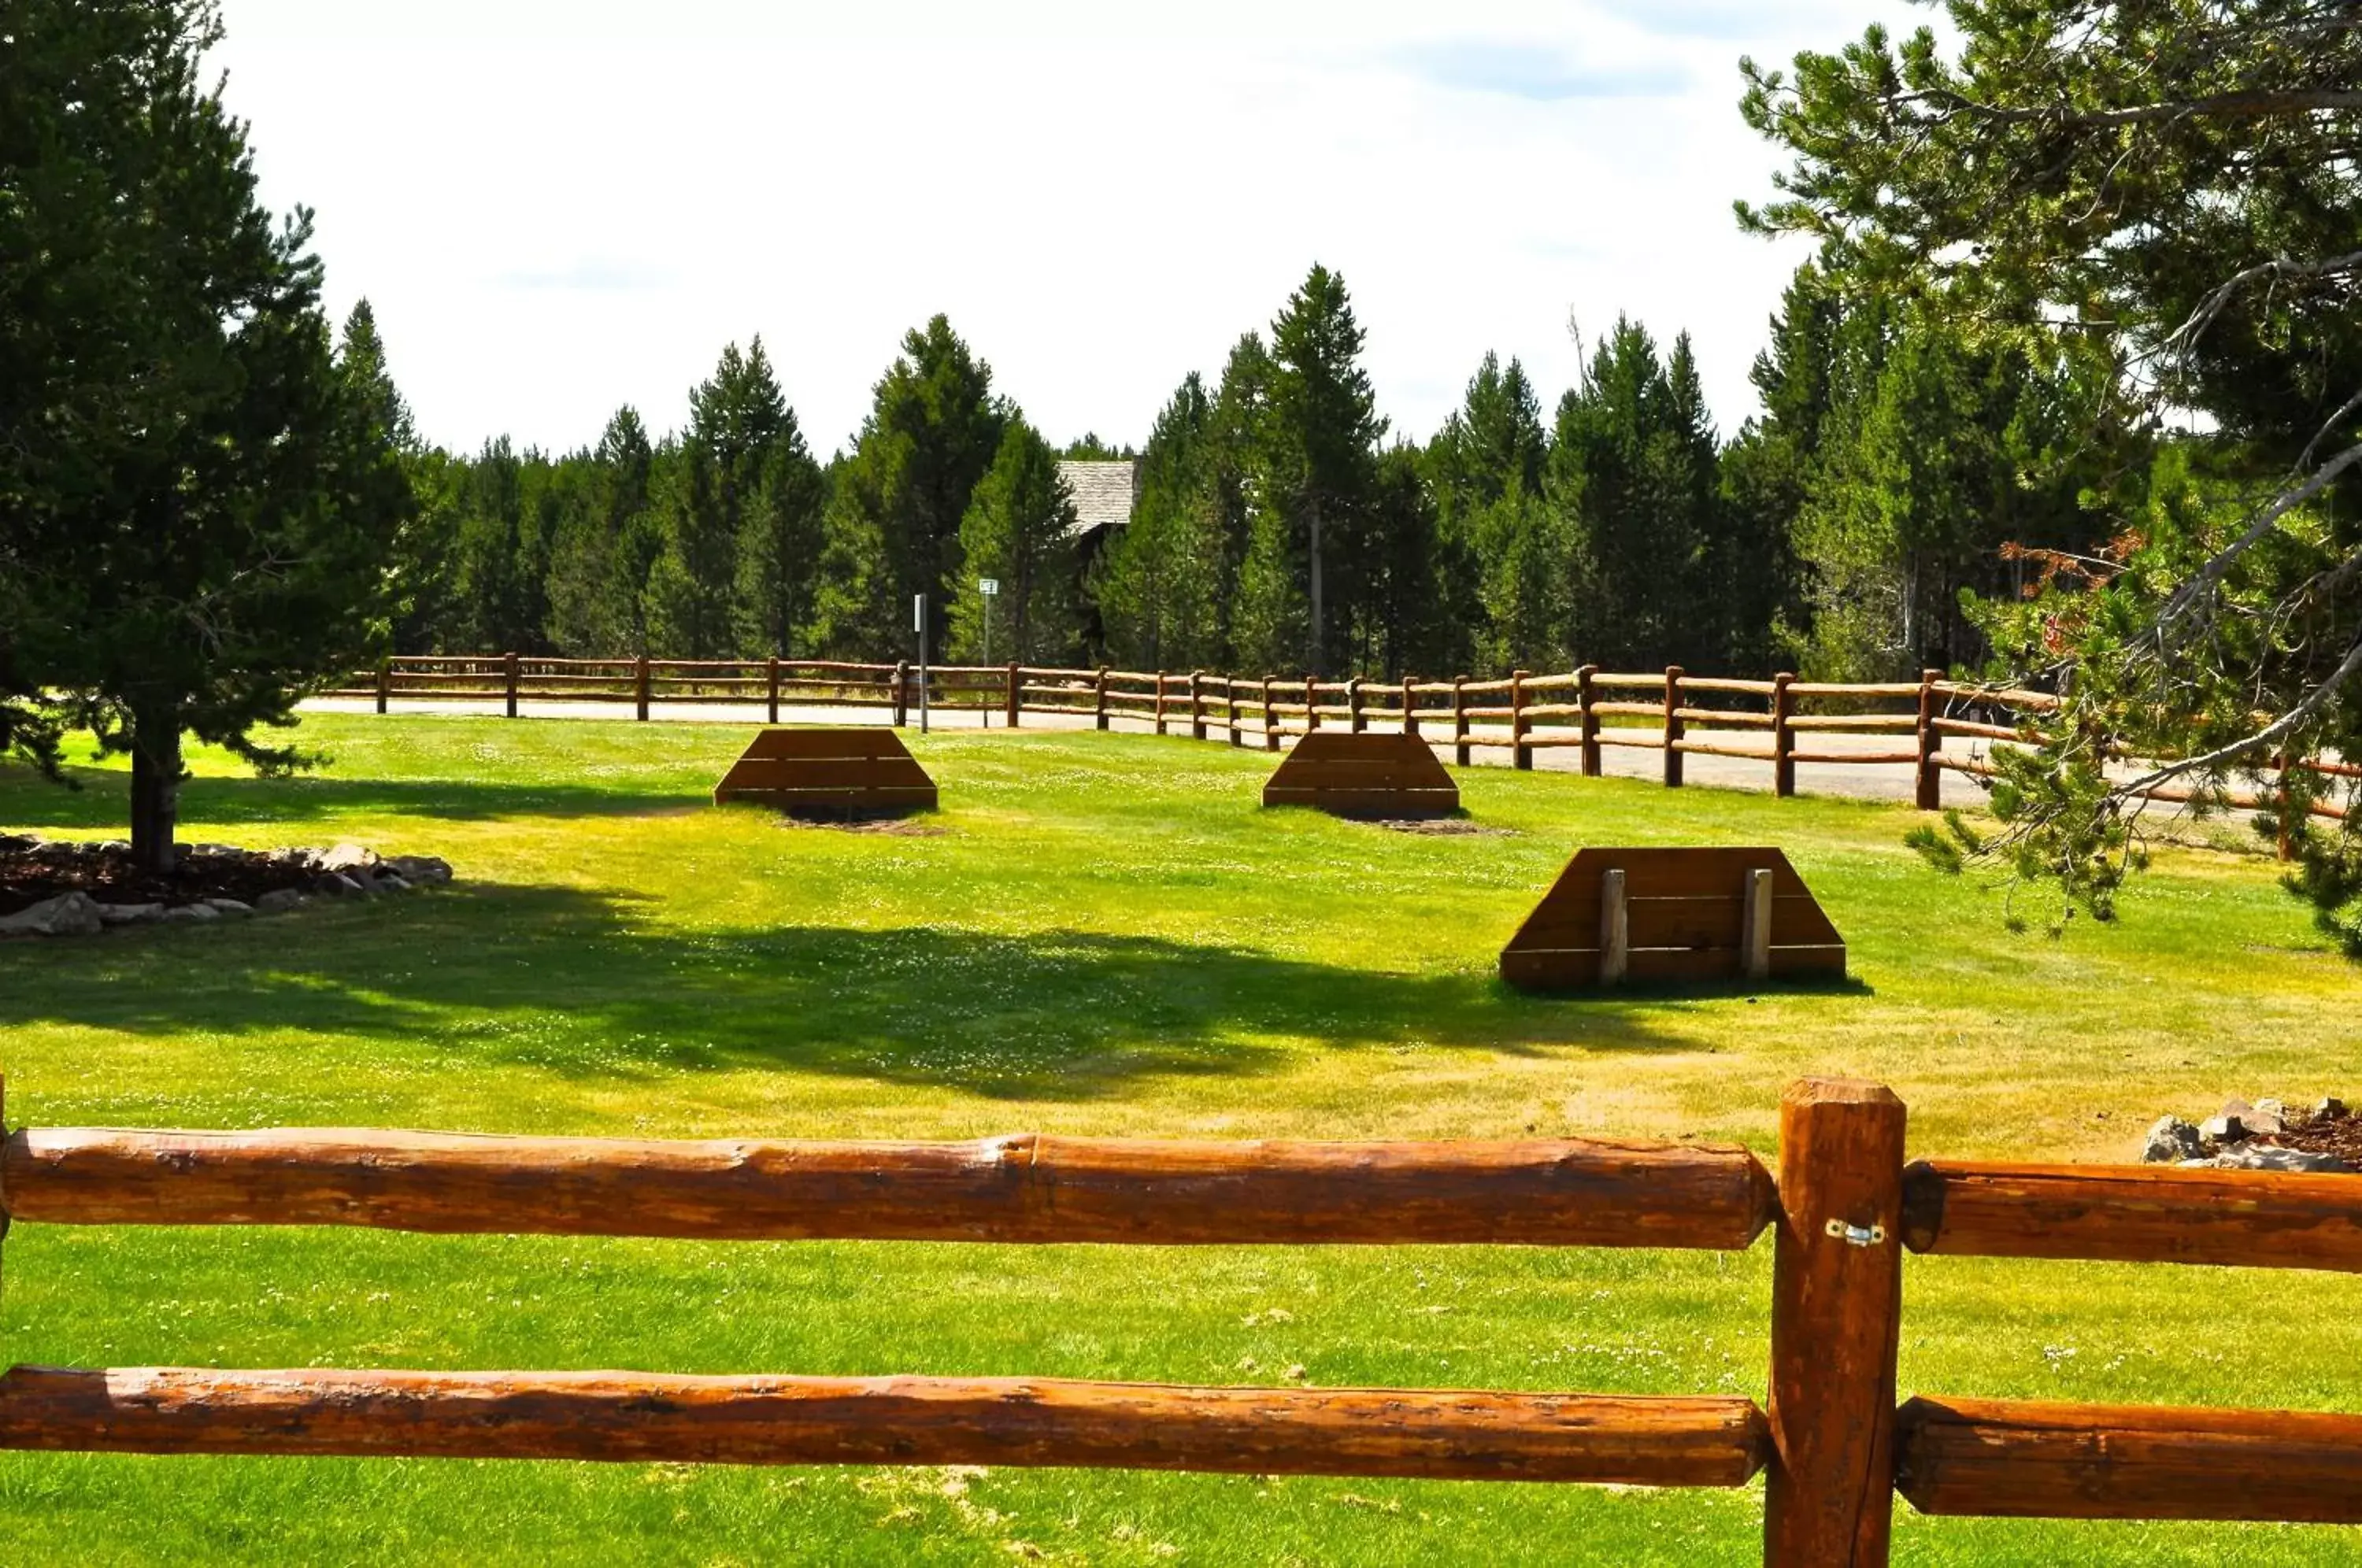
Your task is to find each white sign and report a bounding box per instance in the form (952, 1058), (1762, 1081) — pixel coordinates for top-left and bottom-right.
(913, 594), (925, 633)
(979, 578), (1000, 596)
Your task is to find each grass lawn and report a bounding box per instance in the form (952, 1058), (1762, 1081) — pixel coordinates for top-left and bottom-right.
(3, 713), (2360, 1564)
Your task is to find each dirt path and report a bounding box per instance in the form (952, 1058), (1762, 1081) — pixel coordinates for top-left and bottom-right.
(305, 697), (2008, 809)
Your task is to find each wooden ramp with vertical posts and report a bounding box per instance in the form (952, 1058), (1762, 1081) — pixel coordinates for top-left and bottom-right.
(713, 727), (938, 816)
(1499, 847), (1845, 991)
(1261, 731), (1460, 818)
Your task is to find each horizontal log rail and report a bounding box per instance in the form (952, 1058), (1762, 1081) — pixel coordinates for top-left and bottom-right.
(1901, 1159), (2362, 1271)
(1894, 1396), (2362, 1522)
(0, 1126), (1779, 1249)
(0, 1366), (1768, 1486)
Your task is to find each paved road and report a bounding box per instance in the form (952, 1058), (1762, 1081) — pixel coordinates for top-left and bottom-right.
(303, 697), (2003, 809)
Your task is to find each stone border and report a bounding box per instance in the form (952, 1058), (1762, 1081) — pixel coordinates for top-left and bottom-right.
(0, 838), (454, 939)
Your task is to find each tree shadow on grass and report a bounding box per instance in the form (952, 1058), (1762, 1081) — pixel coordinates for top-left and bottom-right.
(0, 882), (1717, 1100)
(0, 763), (705, 830)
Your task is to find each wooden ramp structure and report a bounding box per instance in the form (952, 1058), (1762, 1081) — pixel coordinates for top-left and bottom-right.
(713, 727), (937, 816)
(1500, 847), (1845, 991)
(1261, 731), (1459, 818)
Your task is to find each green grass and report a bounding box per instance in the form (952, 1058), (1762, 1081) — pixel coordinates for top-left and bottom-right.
(3, 715), (2361, 1564)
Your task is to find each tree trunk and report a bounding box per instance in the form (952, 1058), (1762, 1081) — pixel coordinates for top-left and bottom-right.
(129, 705), (183, 876)
(1308, 499), (1326, 676)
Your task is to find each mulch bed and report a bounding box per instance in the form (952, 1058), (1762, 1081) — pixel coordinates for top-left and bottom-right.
(0, 835), (315, 916)
(776, 817), (949, 837)
(2255, 1106), (2362, 1162)
(1372, 819), (1516, 837)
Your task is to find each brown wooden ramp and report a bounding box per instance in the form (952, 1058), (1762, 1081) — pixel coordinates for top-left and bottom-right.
(1262, 732), (1459, 818)
(713, 728), (938, 816)
(1500, 847), (1845, 991)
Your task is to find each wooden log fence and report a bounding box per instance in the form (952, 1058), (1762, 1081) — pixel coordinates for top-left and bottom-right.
(329, 656), (2352, 849)
(7, 1074), (2362, 1559)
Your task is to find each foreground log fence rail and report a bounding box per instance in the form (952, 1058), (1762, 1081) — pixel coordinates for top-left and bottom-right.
(333, 656), (2349, 849)
(5, 1077), (2362, 1559)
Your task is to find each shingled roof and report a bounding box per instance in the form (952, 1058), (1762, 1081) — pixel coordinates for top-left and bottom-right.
(1058, 459), (1138, 536)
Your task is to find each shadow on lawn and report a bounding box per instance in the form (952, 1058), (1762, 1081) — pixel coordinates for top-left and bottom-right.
(0, 882), (1715, 1100)
(0, 763), (707, 829)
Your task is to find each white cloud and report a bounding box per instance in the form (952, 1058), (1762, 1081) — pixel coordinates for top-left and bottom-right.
(209, 0), (1907, 456)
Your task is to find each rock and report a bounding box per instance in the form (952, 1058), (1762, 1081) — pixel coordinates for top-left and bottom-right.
(377, 873), (412, 893)
(313, 872), (366, 898)
(348, 868), (381, 894)
(205, 898), (254, 919)
(387, 854), (453, 886)
(254, 889), (303, 915)
(189, 842), (242, 860)
(2249, 1098), (2288, 1136)
(2198, 1114), (2246, 1148)
(162, 902), (220, 923)
(2319, 1097), (2349, 1122)
(2197, 1145), (2353, 1174)
(0, 833), (38, 853)
(96, 839), (129, 854)
(97, 902), (165, 926)
(0, 891), (106, 937)
(319, 842), (379, 874)
(2142, 1116), (2203, 1163)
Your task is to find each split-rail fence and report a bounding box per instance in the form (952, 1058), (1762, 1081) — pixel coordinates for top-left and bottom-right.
(3, 1076), (2361, 1560)
(331, 655), (2353, 852)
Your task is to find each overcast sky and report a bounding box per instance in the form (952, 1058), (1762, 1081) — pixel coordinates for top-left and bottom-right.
(211, 0), (1912, 459)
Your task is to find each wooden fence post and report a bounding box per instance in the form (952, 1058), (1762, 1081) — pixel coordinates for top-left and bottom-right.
(1662, 666), (1684, 787)
(1094, 667), (1110, 731)
(1579, 665), (1601, 778)
(635, 655), (650, 722)
(1914, 670), (1942, 810)
(1190, 671), (1206, 741)
(1348, 678), (1365, 733)
(1401, 675), (1418, 738)
(1764, 1079), (1907, 1568)
(1261, 676), (1279, 751)
(892, 661), (910, 728)
(1006, 662), (1022, 729)
(504, 652), (520, 719)
(1304, 675), (1319, 733)
(1773, 672), (1797, 799)
(1226, 681), (1242, 746)
(375, 658), (391, 716)
(1155, 671), (1170, 736)
(767, 656), (781, 725)
(1453, 678), (1471, 767)
(1512, 670), (1532, 771)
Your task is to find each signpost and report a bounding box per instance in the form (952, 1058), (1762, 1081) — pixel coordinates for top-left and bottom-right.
(978, 579), (999, 728)
(914, 594), (928, 735)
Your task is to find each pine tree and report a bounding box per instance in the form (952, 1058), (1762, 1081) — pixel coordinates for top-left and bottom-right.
(1263, 265), (1385, 674)
(1094, 373), (1227, 669)
(0, 0), (410, 867)
(1554, 316), (1705, 668)
(650, 339), (791, 656)
(951, 418), (1081, 664)
(816, 316), (1006, 656)
(1428, 353), (1551, 672)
